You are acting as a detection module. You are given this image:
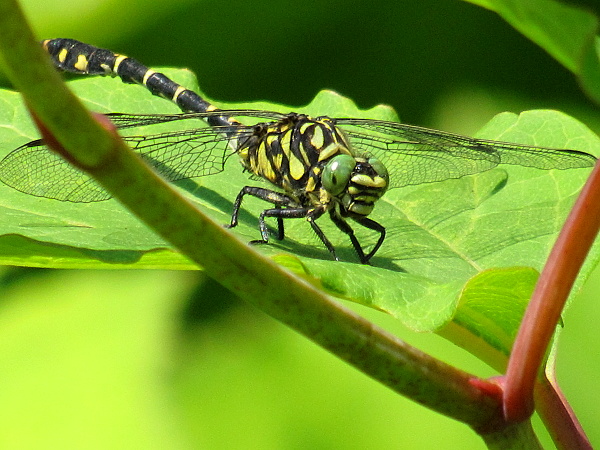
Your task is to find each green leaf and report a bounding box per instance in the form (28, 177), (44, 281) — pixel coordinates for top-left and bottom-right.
(463, 0), (600, 103)
(0, 69), (598, 360)
(439, 267), (538, 372)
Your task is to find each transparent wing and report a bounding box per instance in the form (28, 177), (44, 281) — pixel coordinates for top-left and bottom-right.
(0, 109), (291, 202)
(336, 118), (596, 189)
(0, 124), (254, 202)
(2, 111), (595, 202)
(105, 110), (288, 129)
(0, 138), (113, 202)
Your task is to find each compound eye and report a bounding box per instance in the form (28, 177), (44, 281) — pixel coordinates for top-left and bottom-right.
(368, 157), (389, 186)
(322, 154), (356, 196)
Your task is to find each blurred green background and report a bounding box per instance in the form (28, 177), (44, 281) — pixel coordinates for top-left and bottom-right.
(0, 0), (598, 448)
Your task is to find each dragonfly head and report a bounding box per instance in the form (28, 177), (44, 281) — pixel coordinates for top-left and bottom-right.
(321, 154), (389, 217)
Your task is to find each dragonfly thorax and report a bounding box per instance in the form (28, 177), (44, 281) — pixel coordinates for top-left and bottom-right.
(237, 113), (354, 194)
(236, 113), (390, 217)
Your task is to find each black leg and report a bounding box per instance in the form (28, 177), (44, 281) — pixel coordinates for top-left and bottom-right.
(306, 212), (339, 261)
(329, 213), (387, 264)
(225, 186), (382, 263)
(253, 206), (336, 260)
(329, 212), (369, 264)
(275, 210), (285, 241)
(228, 186), (326, 250)
(354, 217), (386, 262)
(227, 186), (295, 230)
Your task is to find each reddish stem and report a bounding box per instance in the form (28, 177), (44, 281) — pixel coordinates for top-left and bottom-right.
(503, 161), (600, 422)
(535, 373), (592, 449)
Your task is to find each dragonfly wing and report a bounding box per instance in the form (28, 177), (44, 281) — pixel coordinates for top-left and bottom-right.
(338, 119), (595, 189)
(105, 110), (287, 130)
(0, 140), (110, 202)
(0, 126), (246, 202)
(127, 127), (244, 181)
(340, 123), (500, 188)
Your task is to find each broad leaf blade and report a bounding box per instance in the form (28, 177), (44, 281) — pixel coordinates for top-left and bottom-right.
(439, 267), (539, 372)
(0, 70), (598, 349)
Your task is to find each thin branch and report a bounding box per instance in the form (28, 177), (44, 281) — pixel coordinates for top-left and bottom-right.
(534, 372), (592, 449)
(504, 160), (600, 421)
(0, 0), (506, 430)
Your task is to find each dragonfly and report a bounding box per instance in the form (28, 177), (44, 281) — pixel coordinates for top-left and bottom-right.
(0, 39), (595, 263)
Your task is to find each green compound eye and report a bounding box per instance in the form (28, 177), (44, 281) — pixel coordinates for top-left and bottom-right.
(369, 157), (389, 186)
(322, 154), (356, 195)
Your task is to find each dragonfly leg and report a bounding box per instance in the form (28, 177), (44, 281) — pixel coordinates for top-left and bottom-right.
(254, 206), (336, 260)
(306, 212), (338, 261)
(354, 217), (386, 262)
(328, 212), (370, 264)
(329, 212), (386, 264)
(225, 186), (339, 260)
(226, 186), (299, 241)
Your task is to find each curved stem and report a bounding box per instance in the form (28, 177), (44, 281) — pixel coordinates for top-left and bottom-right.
(534, 361), (592, 449)
(504, 161), (600, 421)
(0, 0), (506, 431)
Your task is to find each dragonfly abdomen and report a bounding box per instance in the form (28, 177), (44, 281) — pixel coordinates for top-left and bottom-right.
(42, 38), (239, 131)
